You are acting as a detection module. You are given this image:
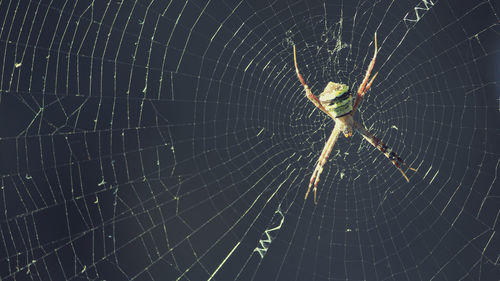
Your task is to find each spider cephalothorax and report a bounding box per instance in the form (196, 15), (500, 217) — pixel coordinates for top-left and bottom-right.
(293, 33), (416, 204)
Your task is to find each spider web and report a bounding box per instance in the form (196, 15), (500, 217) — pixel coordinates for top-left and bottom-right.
(0, 0), (498, 280)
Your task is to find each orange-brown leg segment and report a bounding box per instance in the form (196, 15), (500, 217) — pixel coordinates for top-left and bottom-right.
(293, 45), (335, 119)
(306, 125), (341, 204)
(353, 33), (379, 113)
(354, 121), (416, 182)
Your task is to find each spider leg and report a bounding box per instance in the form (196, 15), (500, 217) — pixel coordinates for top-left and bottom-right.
(353, 121), (416, 182)
(306, 125), (341, 204)
(293, 45), (335, 119)
(352, 33), (378, 113)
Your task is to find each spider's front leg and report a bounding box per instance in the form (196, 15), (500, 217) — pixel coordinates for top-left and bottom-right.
(306, 125), (341, 204)
(293, 45), (334, 119)
(354, 121), (416, 181)
(352, 33), (379, 113)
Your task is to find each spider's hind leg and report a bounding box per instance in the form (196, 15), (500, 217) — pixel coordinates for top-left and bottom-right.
(306, 125), (342, 204)
(353, 121), (416, 181)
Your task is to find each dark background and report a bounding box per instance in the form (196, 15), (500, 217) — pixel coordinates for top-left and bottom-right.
(0, 0), (498, 280)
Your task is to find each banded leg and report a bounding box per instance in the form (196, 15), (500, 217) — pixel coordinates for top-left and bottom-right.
(352, 33), (379, 113)
(354, 121), (416, 181)
(306, 125), (341, 204)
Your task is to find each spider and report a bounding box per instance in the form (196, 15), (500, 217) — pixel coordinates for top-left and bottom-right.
(293, 33), (416, 204)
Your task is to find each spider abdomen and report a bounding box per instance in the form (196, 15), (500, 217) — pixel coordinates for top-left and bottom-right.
(319, 82), (353, 117)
